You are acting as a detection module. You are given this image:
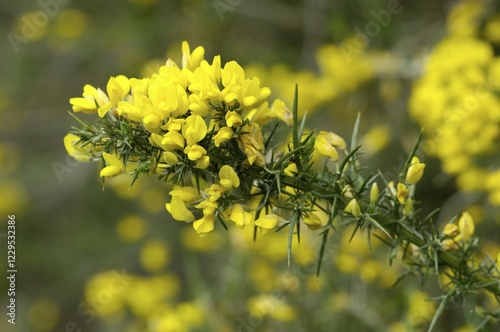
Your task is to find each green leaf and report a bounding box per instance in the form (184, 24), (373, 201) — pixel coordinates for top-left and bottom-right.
(427, 289), (454, 332)
(366, 216), (392, 239)
(287, 212), (300, 267)
(350, 112), (362, 152)
(317, 229), (330, 276)
(399, 130), (423, 183)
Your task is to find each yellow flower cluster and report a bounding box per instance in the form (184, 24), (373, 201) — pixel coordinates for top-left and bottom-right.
(246, 43), (373, 116)
(64, 41), (355, 237)
(409, 0), (500, 205)
(68, 41), (289, 169)
(441, 212), (475, 251)
(83, 239), (206, 331)
(165, 165), (246, 235)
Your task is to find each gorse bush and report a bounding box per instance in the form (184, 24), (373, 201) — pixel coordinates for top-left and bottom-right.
(65, 40), (500, 331)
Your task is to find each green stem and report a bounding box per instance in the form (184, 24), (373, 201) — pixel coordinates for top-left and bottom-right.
(277, 173), (500, 298)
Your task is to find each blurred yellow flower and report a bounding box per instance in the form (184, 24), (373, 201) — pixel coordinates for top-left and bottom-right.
(180, 227), (222, 252)
(116, 214), (147, 243)
(362, 125), (391, 155)
(28, 298), (60, 332)
(84, 270), (129, 317)
(247, 294), (296, 322)
(53, 9), (88, 39)
(407, 292), (436, 327)
(126, 274), (179, 318)
(139, 240), (170, 273)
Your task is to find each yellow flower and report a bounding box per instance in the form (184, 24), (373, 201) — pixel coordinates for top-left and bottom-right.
(181, 41), (205, 71)
(229, 204), (253, 228)
(225, 110), (243, 128)
(213, 127), (234, 147)
(100, 152), (125, 177)
(443, 224), (459, 237)
(238, 123), (265, 166)
(396, 182), (408, 204)
(313, 131), (345, 161)
(303, 212), (323, 230)
(193, 214), (215, 236)
(139, 240), (169, 273)
(184, 144), (207, 161)
(169, 186), (199, 201)
(247, 294), (296, 322)
(94, 75), (131, 118)
(458, 212), (475, 242)
(165, 186), (199, 222)
(84, 270), (127, 317)
(406, 157), (426, 184)
(142, 113), (162, 134)
(161, 118), (186, 132)
(166, 196), (194, 222)
(196, 155), (210, 169)
(206, 184), (223, 201)
(182, 115), (207, 147)
(254, 214), (280, 234)
(195, 199), (218, 216)
(344, 198), (361, 219)
(407, 292), (436, 327)
(271, 98), (292, 125)
(28, 298), (60, 332)
(105, 75), (130, 110)
(219, 165), (240, 190)
(69, 84), (108, 114)
(162, 151), (179, 165)
(221, 61), (245, 87)
(162, 131), (186, 150)
(116, 214), (147, 243)
(284, 163), (298, 176)
(64, 134), (96, 162)
(318, 131), (346, 149)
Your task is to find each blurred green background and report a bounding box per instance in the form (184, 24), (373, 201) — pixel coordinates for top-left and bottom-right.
(1, 0), (499, 331)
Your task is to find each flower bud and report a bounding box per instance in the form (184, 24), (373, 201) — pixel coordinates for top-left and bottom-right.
(441, 238), (459, 251)
(370, 182), (379, 203)
(406, 157), (425, 184)
(458, 212), (474, 242)
(342, 185), (354, 198)
(443, 224), (459, 237)
(344, 198), (361, 219)
(403, 198), (413, 216)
